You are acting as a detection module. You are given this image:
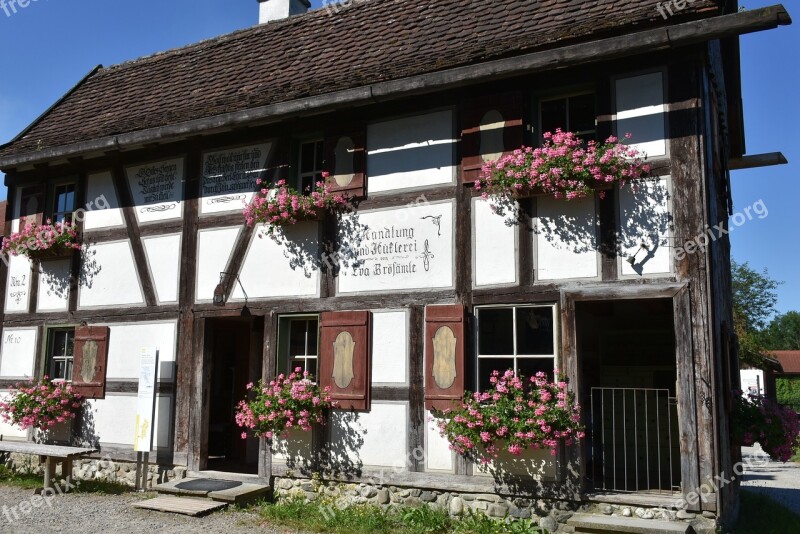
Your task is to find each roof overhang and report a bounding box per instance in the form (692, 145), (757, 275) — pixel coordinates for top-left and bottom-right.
(0, 4), (791, 171)
(729, 152), (789, 170)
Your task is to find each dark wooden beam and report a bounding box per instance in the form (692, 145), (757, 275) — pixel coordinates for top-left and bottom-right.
(728, 152), (788, 170)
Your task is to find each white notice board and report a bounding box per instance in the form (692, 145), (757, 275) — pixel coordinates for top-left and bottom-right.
(133, 347), (159, 453)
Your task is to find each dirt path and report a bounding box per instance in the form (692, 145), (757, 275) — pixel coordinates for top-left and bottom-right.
(741, 445), (800, 516)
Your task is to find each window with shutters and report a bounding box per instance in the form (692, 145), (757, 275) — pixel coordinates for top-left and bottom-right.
(297, 140), (325, 194)
(538, 92), (597, 142)
(278, 315), (320, 377)
(46, 328), (75, 382)
(50, 182), (77, 223)
(475, 304), (558, 392)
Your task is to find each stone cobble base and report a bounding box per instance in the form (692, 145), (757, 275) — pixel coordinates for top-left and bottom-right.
(273, 477), (719, 533)
(2, 452), (188, 489)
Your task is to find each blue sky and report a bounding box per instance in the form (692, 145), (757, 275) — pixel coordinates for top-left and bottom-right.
(0, 0), (797, 313)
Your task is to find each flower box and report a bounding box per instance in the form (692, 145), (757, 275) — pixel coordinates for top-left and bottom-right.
(1, 219), (82, 262)
(27, 245), (78, 263)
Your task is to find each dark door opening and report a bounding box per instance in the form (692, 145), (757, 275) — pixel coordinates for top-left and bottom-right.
(577, 299), (681, 494)
(206, 317), (263, 474)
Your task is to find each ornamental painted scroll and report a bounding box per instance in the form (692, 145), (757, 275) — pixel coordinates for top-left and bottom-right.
(432, 326), (457, 389)
(81, 340), (98, 384)
(332, 331), (356, 389)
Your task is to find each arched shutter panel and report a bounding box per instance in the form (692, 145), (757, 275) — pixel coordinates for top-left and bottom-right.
(19, 184), (46, 225)
(424, 305), (466, 411)
(319, 311), (371, 411)
(324, 127), (367, 198)
(72, 325), (110, 399)
(460, 92), (524, 185)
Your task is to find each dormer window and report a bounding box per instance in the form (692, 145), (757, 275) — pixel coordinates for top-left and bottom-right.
(298, 139), (325, 193)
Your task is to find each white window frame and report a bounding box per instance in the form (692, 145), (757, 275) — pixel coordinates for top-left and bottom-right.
(297, 139), (325, 193)
(45, 327), (75, 383)
(50, 179), (78, 224)
(278, 314), (320, 377)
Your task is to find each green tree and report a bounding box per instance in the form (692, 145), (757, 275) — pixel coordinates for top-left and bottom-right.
(762, 311), (800, 350)
(731, 260), (781, 367)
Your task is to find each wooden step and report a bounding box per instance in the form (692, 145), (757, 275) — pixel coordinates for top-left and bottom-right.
(132, 495), (227, 517)
(155, 476), (272, 505)
(567, 513), (695, 533)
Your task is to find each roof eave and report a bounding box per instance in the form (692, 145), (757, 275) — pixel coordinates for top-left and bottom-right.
(0, 4), (790, 171)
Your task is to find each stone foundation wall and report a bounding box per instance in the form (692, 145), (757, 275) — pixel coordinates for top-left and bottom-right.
(1, 453), (188, 489)
(273, 477), (718, 534)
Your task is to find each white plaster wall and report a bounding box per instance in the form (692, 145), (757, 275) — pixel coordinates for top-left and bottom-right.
(37, 259), (71, 312)
(741, 369), (766, 396)
(367, 110), (456, 193)
(426, 417), (454, 472)
(615, 72), (667, 158)
(86, 394), (171, 448)
(338, 200), (455, 294)
(196, 227), (241, 303)
(331, 402), (409, 469)
(271, 428), (314, 463)
(0, 392), (28, 439)
(5, 255), (32, 313)
(78, 241), (145, 308)
(371, 310), (408, 385)
(83, 171), (125, 230)
(126, 158), (185, 224)
(619, 177), (672, 276)
(536, 196), (599, 280)
(104, 322), (178, 381)
(0, 327), (37, 379)
(474, 447), (557, 480)
(233, 223), (320, 301)
(472, 197), (517, 287)
(142, 234), (182, 304)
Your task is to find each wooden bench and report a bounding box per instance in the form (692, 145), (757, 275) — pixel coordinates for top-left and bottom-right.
(0, 441), (98, 490)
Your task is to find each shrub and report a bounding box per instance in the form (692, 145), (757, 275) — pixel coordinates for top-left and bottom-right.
(732, 392), (800, 462)
(0, 377), (83, 431)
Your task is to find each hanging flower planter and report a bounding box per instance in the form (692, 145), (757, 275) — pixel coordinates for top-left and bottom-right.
(474, 130), (651, 202)
(235, 368), (336, 443)
(243, 174), (349, 235)
(434, 370), (585, 464)
(1, 218), (82, 262)
(0, 377), (83, 434)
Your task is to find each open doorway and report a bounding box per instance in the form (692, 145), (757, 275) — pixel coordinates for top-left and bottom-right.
(577, 299), (681, 494)
(205, 317), (263, 474)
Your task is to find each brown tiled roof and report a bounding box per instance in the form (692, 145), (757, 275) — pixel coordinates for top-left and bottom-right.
(773, 351), (800, 374)
(0, 0), (719, 159)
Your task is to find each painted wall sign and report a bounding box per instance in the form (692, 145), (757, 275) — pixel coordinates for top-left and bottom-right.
(338, 200), (454, 294)
(133, 347), (159, 453)
(126, 159), (185, 224)
(201, 143), (271, 214)
(5, 256), (31, 313)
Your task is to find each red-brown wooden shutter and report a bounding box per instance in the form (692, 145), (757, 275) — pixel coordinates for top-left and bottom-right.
(424, 305), (466, 411)
(324, 128), (367, 198)
(319, 311), (371, 411)
(72, 326), (110, 399)
(460, 92), (524, 185)
(19, 184), (46, 225)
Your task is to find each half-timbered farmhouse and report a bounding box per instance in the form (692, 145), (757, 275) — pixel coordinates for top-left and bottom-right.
(0, 0), (792, 529)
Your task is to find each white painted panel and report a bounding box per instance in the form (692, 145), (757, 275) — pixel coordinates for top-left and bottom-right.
(105, 322), (178, 380)
(615, 72), (666, 158)
(475, 447), (557, 480)
(196, 227), (241, 303)
(367, 110), (456, 193)
(473, 197), (517, 287)
(426, 417), (454, 472)
(331, 402), (408, 469)
(86, 394), (171, 448)
(37, 259), (71, 312)
(126, 158), (185, 224)
(0, 328), (37, 378)
(78, 241), (144, 307)
(0, 393), (28, 439)
(83, 171), (125, 230)
(233, 223), (320, 301)
(536, 196), (599, 280)
(201, 143), (271, 215)
(5, 255), (31, 313)
(371, 310), (408, 384)
(142, 234), (181, 303)
(619, 177), (672, 276)
(338, 200), (455, 294)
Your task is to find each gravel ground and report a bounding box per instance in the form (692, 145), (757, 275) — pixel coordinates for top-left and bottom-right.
(741, 445), (800, 516)
(0, 485), (299, 534)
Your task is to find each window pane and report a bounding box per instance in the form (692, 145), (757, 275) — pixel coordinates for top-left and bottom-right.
(516, 307), (555, 355)
(52, 359), (67, 381)
(65, 359), (74, 382)
(289, 320), (307, 357)
(478, 308), (514, 355)
(301, 175), (315, 194)
(315, 141), (325, 171)
(290, 358), (306, 374)
(307, 319), (319, 356)
(52, 330), (67, 356)
(306, 357), (318, 378)
(540, 98), (567, 136)
(569, 94), (596, 135)
(300, 143), (315, 174)
(518, 358), (555, 382)
(478, 358), (515, 392)
(65, 331), (75, 356)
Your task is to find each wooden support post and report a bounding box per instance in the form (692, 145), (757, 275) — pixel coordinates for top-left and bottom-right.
(63, 458), (73, 490)
(44, 457), (55, 490)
